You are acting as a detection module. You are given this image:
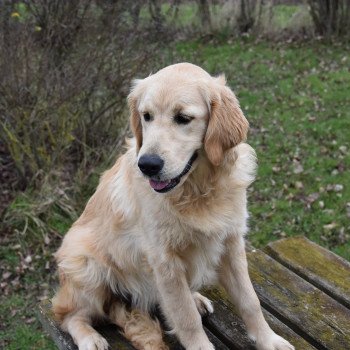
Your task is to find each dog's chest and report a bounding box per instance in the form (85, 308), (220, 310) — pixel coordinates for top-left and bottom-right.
(150, 213), (228, 289)
(183, 234), (225, 289)
(138, 187), (247, 288)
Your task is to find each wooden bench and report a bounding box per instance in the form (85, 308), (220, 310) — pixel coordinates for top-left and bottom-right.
(39, 236), (350, 350)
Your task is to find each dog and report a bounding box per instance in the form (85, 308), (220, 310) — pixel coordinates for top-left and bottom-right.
(52, 63), (294, 350)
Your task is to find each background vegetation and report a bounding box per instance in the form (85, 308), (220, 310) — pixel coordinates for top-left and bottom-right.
(0, 0), (349, 348)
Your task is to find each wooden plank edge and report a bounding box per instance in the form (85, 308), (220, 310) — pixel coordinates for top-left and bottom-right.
(248, 249), (350, 350)
(38, 300), (77, 350)
(258, 298), (328, 350)
(264, 237), (350, 310)
(202, 287), (317, 350)
(38, 300), (137, 350)
(39, 299), (229, 350)
(205, 327), (231, 350)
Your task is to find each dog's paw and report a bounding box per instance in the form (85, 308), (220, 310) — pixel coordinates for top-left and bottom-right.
(251, 330), (294, 350)
(187, 341), (215, 350)
(193, 292), (214, 316)
(78, 333), (109, 350)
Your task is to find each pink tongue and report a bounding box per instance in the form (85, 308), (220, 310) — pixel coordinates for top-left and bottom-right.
(149, 179), (171, 190)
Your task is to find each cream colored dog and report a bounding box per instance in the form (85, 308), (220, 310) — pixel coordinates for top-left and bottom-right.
(52, 63), (294, 350)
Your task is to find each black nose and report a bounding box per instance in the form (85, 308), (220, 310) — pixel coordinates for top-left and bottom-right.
(138, 154), (164, 177)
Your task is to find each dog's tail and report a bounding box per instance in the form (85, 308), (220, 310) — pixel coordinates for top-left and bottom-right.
(109, 301), (169, 350)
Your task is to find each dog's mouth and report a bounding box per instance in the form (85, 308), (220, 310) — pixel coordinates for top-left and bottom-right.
(149, 152), (198, 193)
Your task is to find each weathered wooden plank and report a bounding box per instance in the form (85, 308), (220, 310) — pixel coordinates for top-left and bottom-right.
(38, 300), (135, 350)
(202, 287), (317, 350)
(39, 300), (229, 350)
(265, 236), (350, 309)
(162, 327), (229, 350)
(39, 300), (78, 350)
(247, 249), (350, 350)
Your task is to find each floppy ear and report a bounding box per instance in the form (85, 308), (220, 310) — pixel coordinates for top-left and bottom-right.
(127, 80), (143, 152)
(204, 78), (249, 166)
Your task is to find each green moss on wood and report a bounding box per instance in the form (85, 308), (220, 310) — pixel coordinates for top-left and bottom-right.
(265, 236), (350, 309)
(247, 249), (350, 348)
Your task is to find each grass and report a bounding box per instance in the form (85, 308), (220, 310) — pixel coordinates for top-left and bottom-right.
(172, 39), (350, 259)
(2, 37), (349, 349)
(0, 247), (52, 349)
(0, 294), (56, 350)
(272, 4), (312, 30)
(1, 3), (350, 349)
(0, 163), (106, 349)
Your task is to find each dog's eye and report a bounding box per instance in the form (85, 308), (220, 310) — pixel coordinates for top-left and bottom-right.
(143, 113), (152, 122)
(174, 113), (192, 125)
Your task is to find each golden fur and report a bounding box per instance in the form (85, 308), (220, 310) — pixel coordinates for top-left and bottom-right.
(52, 63), (294, 350)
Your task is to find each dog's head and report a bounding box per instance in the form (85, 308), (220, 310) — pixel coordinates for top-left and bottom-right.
(128, 63), (248, 193)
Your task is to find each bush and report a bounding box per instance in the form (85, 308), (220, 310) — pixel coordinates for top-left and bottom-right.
(307, 0), (350, 37)
(0, 0), (162, 187)
(197, 0), (275, 36)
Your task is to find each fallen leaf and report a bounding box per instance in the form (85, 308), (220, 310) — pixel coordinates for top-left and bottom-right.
(293, 160), (304, 174)
(323, 222), (337, 231)
(44, 235), (51, 245)
(339, 145), (347, 154)
(326, 184), (343, 192)
(295, 181), (304, 189)
(2, 272), (12, 279)
(24, 255), (32, 264)
(338, 227), (349, 244)
(25, 317), (36, 324)
(334, 184), (343, 192)
(11, 309), (17, 317)
(346, 202), (350, 218)
(323, 209), (335, 215)
(306, 193), (319, 204)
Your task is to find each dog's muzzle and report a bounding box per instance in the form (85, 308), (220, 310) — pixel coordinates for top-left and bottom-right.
(138, 154), (164, 177)
(148, 151), (198, 193)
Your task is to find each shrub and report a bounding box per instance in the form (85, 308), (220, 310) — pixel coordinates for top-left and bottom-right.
(206, 0), (275, 36)
(307, 0), (350, 37)
(0, 0), (161, 187)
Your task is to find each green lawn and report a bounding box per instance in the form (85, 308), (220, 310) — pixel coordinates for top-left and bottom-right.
(3, 1), (350, 348)
(0, 293), (56, 350)
(172, 39), (350, 259)
(2, 35), (350, 350)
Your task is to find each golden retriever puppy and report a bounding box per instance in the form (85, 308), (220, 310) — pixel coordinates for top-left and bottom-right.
(52, 63), (294, 350)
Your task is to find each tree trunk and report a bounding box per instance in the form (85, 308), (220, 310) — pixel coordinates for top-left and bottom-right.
(198, 0), (212, 31)
(308, 0), (350, 37)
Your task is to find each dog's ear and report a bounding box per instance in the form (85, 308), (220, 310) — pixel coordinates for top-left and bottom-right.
(204, 76), (249, 166)
(128, 79), (143, 152)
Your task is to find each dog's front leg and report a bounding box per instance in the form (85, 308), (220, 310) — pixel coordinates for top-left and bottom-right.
(153, 254), (214, 350)
(219, 235), (294, 350)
